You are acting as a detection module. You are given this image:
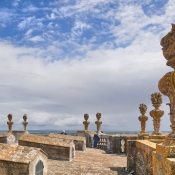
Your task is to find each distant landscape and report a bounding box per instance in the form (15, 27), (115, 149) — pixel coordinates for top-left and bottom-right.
(0, 130), (171, 135)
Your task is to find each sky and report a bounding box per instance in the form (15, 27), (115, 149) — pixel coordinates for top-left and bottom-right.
(0, 0), (175, 132)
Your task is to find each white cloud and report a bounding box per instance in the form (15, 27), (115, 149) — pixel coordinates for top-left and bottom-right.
(57, 0), (113, 17)
(46, 13), (57, 20)
(28, 36), (44, 42)
(17, 16), (44, 30)
(0, 0), (175, 132)
(22, 4), (39, 12)
(12, 0), (20, 7)
(0, 8), (15, 24)
(71, 21), (91, 36)
(24, 29), (33, 37)
(0, 25), (172, 131)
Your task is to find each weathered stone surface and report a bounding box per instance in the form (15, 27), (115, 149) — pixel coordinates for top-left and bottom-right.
(49, 133), (86, 151)
(0, 143), (47, 175)
(152, 144), (175, 175)
(7, 132), (15, 144)
(12, 130), (25, 143)
(77, 130), (96, 148)
(48, 148), (127, 175)
(0, 133), (8, 143)
(127, 140), (156, 174)
(159, 24), (175, 145)
(160, 23), (175, 67)
(19, 134), (75, 161)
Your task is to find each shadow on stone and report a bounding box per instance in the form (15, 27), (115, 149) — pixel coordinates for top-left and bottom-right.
(109, 167), (135, 175)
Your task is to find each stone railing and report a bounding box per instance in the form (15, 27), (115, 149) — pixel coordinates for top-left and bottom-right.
(77, 130), (138, 154)
(97, 134), (110, 151)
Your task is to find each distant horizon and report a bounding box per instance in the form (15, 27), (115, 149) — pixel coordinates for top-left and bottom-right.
(0, 129), (171, 132)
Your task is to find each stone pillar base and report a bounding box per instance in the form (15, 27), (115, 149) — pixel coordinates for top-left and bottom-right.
(148, 135), (166, 144)
(138, 133), (149, 139)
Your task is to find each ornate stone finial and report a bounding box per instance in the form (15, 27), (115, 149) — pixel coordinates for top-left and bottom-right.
(159, 24), (175, 145)
(138, 104), (148, 134)
(7, 114), (13, 133)
(149, 92), (164, 135)
(160, 23), (175, 68)
(83, 114), (90, 130)
(22, 114), (28, 132)
(95, 113), (102, 133)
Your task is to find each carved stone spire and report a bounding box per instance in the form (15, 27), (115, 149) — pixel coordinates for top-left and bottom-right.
(95, 113), (102, 133)
(7, 114), (13, 133)
(22, 114), (28, 133)
(149, 92), (164, 135)
(83, 114), (90, 130)
(159, 23), (175, 145)
(138, 104), (148, 134)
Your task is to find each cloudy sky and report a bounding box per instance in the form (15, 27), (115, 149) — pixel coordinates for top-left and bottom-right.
(0, 0), (175, 132)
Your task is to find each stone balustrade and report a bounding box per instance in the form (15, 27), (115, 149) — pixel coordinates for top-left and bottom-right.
(77, 130), (138, 154)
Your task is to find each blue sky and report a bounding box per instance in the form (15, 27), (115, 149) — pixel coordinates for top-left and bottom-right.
(0, 0), (175, 131)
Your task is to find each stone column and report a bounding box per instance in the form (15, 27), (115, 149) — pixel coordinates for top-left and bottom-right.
(149, 92), (164, 135)
(83, 114), (90, 130)
(95, 112), (102, 133)
(7, 114), (13, 133)
(158, 24), (175, 146)
(22, 114), (28, 133)
(138, 104), (148, 137)
(152, 23), (175, 175)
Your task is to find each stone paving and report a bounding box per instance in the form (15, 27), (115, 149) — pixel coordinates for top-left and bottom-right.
(48, 148), (127, 175)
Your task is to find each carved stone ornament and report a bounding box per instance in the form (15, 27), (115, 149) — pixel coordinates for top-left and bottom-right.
(7, 114), (13, 133)
(22, 114), (28, 133)
(159, 24), (175, 145)
(83, 113), (90, 130)
(160, 23), (175, 67)
(149, 92), (164, 135)
(95, 112), (102, 133)
(138, 104), (148, 134)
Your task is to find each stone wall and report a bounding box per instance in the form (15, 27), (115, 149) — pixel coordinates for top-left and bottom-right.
(49, 133), (86, 151)
(0, 136), (7, 143)
(127, 140), (156, 174)
(19, 134), (75, 161)
(109, 134), (138, 154)
(78, 130), (138, 153)
(19, 140), (71, 161)
(0, 161), (29, 175)
(152, 144), (175, 175)
(77, 130), (96, 148)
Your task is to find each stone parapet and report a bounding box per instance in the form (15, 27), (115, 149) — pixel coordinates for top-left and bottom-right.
(77, 130), (96, 148)
(127, 140), (156, 174)
(0, 133), (8, 143)
(49, 133), (86, 151)
(19, 134), (75, 161)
